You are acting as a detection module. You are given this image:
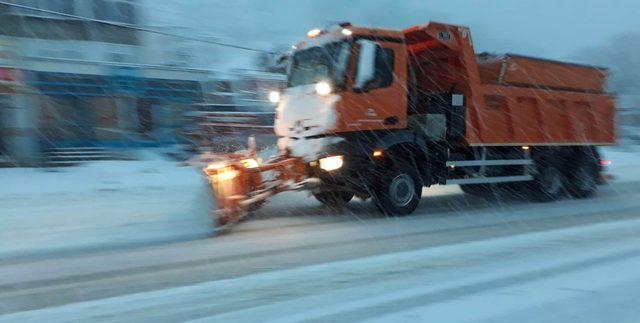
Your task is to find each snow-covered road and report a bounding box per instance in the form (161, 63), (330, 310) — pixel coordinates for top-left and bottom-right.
(1, 147), (640, 321)
(2, 206), (640, 322)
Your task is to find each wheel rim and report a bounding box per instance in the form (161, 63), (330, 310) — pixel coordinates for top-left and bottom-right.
(575, 166), (596, 191)
(540, 168), (563, 195)
(389, 174), (415, 207)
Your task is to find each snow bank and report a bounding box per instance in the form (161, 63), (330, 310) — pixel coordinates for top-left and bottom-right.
(0, 151), (215, 259)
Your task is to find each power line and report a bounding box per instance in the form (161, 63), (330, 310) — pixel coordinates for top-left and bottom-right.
(0, 0), (271, 53)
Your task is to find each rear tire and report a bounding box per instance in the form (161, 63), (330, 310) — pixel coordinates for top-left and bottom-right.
(528, 163), (566, 202)
(373, 162), (421, 216)
(566, 150), (599, 199)
(313, 191), (354, 209)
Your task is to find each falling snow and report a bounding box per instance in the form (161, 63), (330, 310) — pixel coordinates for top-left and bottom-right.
(2, 1), (640, 322)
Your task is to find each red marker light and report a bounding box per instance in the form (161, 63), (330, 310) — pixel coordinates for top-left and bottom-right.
(600, 160), (612, 167)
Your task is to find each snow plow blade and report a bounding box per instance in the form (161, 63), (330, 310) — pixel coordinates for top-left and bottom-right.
(203, 150), (316, 229)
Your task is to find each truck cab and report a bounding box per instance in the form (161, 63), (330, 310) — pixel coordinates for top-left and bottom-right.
(274, 24), (409, 157)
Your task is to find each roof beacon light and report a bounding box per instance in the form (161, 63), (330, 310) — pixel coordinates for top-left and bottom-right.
(307, 28), (322, 38)
(341, 28), (353, 36)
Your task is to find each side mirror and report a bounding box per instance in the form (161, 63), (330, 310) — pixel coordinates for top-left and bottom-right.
(354, 40), (377, 92)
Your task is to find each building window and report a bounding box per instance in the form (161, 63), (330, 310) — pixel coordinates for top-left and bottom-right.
(44, 0), (74, 14)
(94, 0), (136, 24)
(109, 53), (126, 63)
(5, 0), (39, 15)
(114, 1), (135, 24)
(5, 0), (74, 16)
(176, 48), (192, 64)
(93, 0), (108, 20)
(63, 50), (82, 59)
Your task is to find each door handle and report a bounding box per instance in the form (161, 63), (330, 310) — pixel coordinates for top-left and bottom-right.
(384, 116), (399, 125)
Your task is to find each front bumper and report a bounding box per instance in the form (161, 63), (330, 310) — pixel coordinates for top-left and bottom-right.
(305, 142), (381, 194)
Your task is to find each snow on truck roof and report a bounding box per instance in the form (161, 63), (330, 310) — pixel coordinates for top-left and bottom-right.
(295, 25), (403, 50)
(296, 25), (349, 50)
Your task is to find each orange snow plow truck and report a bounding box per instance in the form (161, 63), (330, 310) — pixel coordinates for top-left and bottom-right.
(204, 22), (616, 227)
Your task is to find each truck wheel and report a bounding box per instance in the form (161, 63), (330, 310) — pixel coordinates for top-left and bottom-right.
(373, 163), (421, 216)
(529, 164), (565, 202)
(313, 191), (354, 209)
(566, 154), (599, 199)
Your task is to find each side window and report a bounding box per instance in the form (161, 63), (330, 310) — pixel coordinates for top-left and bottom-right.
(354, 41), (395, 91)
(371, 47), (395, 89)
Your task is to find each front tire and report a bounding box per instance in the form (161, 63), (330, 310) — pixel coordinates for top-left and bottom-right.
(373, 163), (422, 216)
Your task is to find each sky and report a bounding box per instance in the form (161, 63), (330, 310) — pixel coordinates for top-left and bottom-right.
(142, 0), (640, 65)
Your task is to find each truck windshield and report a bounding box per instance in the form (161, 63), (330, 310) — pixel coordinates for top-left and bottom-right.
(287, 41), (351, 88)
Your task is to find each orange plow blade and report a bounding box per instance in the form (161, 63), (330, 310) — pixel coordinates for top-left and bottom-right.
(203, 152), (317, 228)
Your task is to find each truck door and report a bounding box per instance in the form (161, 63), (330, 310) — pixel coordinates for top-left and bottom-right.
(341, 40), (407, 132)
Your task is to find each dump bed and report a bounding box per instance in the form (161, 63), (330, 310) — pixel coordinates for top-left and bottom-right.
(461, 53), (615, 146)
(405, 23), (615, 146)
(477, 54), (607, 93)
(468, 54), (616, 145)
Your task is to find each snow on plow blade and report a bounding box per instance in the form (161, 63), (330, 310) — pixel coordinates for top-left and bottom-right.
(203, 151), (318, 229)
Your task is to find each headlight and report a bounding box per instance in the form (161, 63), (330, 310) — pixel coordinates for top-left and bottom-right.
(268, 91), (280, 103)
(319, 155), (344, 171)
(215, 168), (239, 181)
(315, 81), (332, 96)
(205, 162), (227, 173)
(205, 164), (238, 181)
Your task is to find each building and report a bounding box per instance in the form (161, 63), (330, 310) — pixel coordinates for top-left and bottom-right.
(139, 25), (222, 69)
(0, 0), (213, 165)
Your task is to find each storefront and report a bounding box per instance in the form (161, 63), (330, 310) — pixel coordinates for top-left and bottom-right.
(0, 95), (7, 157)
(31, 69), (205, 149)
(0, 65), (25, 162)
